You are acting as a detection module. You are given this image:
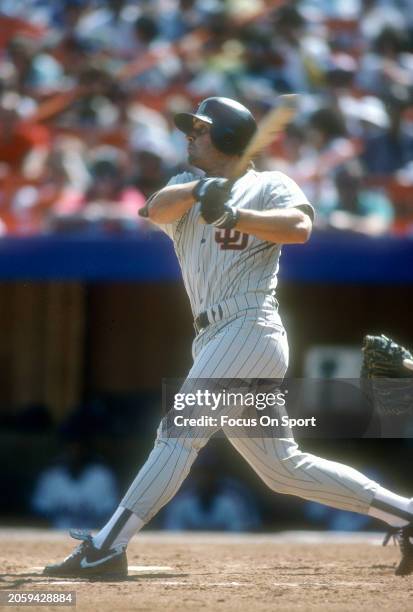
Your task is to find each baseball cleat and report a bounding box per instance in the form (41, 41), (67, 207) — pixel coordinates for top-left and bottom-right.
(383, 524), (413, 576)
(43, 530), (128, 579)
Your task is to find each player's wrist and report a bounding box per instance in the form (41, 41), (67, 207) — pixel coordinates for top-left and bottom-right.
(211, 205), (240, 229)
(194, 177), (237, 227)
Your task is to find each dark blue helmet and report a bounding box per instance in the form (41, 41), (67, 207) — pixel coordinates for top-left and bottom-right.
(174, 97), (257, 155)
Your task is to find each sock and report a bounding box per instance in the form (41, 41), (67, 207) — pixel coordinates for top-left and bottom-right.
(369, 486), (413, 528)
(93, 506), (144, 550)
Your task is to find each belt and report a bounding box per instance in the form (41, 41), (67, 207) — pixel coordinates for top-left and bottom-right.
(194, 305), (224, 335)
(193, 293), (279, 335)
(194, 311), (209, 334)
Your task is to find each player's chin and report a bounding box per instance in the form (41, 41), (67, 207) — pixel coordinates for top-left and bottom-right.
(187, 149), (199, 165)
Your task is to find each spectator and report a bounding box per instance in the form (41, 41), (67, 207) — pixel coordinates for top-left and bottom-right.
(322, 160), (394, 235)
(158, 0), (204, 42)
(163, 454), (260, 532)
(357, 26), (413, 97)
(361, 95), (413, 176)
(6, 35), (64, 94)
(64, 0), (141, 59)
(289, 107), (358, 210)
(60, 63), (120, 129)
(48, 146), (146, 233)
(31, 414), (119, 530)
(0, 91), (49, 175)
(271, 5), (328, 93)
(0, 0), (411, 237)
(360, 1), (407, 46)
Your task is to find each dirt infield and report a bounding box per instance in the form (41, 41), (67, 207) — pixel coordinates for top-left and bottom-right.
(0, 529), (412, 611)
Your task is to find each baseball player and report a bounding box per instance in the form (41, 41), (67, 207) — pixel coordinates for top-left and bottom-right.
(44, 97), (413, 579)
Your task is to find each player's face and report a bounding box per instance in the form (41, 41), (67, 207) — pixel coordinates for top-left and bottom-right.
(186, 119), (217, 170)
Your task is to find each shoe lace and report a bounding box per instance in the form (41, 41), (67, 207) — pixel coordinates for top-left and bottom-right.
(383, 524), (413, 553)
(66, 530), (93, 560)
(382, 526), (401, 547)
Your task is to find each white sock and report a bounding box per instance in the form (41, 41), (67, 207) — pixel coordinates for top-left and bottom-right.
(93, 506), (144, 550)
(369, 486), (413, 527)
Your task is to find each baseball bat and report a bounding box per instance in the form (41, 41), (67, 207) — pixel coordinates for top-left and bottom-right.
(229, 94), (299, 181)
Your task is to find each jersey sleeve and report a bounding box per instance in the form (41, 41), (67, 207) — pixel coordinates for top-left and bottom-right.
(150, 171), (199, 240)
(263, 171), (315, 221)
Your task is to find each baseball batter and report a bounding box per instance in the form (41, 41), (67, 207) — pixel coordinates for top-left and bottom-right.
(44, 97), (413, 578)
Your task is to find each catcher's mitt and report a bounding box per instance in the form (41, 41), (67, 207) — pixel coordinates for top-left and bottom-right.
(361, 335), (413, 420)
(361, 334), (413, 378)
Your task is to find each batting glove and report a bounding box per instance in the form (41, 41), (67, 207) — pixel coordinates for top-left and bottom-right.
(193, 178), (239, 229)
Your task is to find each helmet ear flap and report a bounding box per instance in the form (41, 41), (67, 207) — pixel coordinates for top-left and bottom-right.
(221, 127), (236, 147)
(210, 124), (238, 154)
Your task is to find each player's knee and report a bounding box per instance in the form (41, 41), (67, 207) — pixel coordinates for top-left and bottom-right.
(260, 442), (317, 492)
(156, 432), (208, 455)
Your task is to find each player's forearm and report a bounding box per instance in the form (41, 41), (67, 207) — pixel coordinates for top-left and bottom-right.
(145, 181), (199, 224)
(235, 208), (312, 244)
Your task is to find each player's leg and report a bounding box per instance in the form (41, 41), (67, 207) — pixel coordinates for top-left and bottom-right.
(43, 394), (213, 576)
(42, 406), (213, 579)
(93, 408), (212, 550)
(226, 434), (388, 516)
(97, 316), (288, 550)
(217, 319), (412, 527)
(218, 321), (413, 574)
(225, 429), (413, 574)
(43, 319), (253, 576)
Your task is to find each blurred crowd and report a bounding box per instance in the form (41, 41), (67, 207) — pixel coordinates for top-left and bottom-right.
(0, 0), (412, 237)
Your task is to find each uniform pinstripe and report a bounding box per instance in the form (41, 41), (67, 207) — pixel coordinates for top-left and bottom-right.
(120, 169), (380, 524)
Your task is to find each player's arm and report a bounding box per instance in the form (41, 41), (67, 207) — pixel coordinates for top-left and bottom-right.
(140, 181), (199, 224)
(194, 174), (313, 244)
(235, 206), (312, 244)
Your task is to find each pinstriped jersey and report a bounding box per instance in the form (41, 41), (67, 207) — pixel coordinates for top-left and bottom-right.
(157, 169), (312, 318)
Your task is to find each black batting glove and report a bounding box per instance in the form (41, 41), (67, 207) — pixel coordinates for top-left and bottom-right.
(193, 178), (239, 229)
(193, 178), (230, 204)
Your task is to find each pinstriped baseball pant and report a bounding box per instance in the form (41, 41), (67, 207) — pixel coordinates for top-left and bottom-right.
(121, 310), (379, 523)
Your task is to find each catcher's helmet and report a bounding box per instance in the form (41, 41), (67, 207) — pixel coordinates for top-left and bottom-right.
(174, 97), (257, 155)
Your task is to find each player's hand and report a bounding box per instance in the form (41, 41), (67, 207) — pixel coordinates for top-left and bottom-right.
(193, 178), (239, 229)
(138, 205), (149, 218)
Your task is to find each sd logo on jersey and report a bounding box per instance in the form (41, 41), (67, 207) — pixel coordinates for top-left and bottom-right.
(215, 229), (249, 250)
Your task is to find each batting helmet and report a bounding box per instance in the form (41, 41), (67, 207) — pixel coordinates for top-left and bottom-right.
(174, 97), (257, 155)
